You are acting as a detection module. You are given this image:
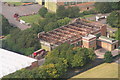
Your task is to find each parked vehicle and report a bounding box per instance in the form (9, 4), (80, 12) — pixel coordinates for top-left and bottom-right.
(33, 49), (45, 57)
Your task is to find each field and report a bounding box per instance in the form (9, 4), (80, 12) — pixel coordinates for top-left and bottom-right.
(20, 14), (43, 25)
(72, 63), (118, 78)
(7, 2), (23, 6)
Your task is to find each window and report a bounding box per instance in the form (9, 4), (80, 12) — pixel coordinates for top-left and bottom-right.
(114, 44), (117, 49)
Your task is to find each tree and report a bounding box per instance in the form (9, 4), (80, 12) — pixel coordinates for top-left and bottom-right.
(45, 12), (56, 19)
(57, 17), (71, 27)
(39, 7), (48, 17)
(94, 2), (120, 13)
(67, 6), (80, 18)
(95, 2), (112, 13)
(107, 11), (120, 28)
(1, 15), (13, 35)
(115, 28), (120, 44)
(110, 2), (120, 10)
(56, 6), (67, 19)
(44, 22), (58, 32)
(104, 51), (113, 63)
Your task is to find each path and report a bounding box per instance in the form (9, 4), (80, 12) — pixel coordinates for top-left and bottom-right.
(0, 1), (42, 30)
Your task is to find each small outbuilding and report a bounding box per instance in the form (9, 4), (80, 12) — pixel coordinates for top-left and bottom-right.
(97, 36), (118, 51)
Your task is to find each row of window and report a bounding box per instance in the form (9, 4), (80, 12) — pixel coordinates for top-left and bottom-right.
(64, 2), (84, 6)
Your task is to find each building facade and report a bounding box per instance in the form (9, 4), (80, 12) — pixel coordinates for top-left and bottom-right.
(36, 0), (95, 12)
(38, 18), (118, 51)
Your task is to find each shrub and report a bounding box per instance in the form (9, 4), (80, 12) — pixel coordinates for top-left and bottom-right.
(38, 7), (48, 17)
(104, 51), (113, 63)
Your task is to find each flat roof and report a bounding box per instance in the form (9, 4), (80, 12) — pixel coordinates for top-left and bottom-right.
(82, 34), (96, 40)
(0, 48), (37, 78)
(99, 36), (117, 43)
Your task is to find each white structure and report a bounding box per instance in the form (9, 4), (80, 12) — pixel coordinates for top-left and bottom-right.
(96, 15), (107, 21)
(20, 20), (25, 24)
(0, 48), (37, 78)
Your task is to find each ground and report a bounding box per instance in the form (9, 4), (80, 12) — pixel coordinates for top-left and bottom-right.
(1, 1), (42, 30)
(20, 14), (43, 25)
(72, 63), (118, 78)
(7, 2), (23, 6)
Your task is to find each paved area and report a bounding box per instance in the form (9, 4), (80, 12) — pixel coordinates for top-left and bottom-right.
(95, 48), (120, 58)
(0, 1), (42, 30)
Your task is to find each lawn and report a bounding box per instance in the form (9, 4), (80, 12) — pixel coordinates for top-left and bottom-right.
(72, 63), (118, 78)
(7, 2), (23, 6)
(20, 14), (43, 25)
(83, 14), (94, 18)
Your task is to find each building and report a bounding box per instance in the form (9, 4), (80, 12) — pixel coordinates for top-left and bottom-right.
(38, 18), (118, 51)
(97, 36), (118, 51)
(36, 0), (95, 12)
(0, 48), (37, 78)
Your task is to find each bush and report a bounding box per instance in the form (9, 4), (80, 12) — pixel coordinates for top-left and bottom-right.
(56, 6), (80, 19)
(45, 12), (56, 19)
(107, 11), (120, 28)
(38, 7), (48, 17)
(83, 10), (96, 15)
(104, 51), (113, 63)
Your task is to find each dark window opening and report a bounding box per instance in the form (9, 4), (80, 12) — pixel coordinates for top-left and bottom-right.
(114, 45), (117, 49)
(42, 0), (45, 5)
(87, 7), (89, 10)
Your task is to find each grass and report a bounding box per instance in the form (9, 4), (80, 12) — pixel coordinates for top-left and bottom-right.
(7, 2), (23, 6)
(72, 63), (118, 78)
(19, 14), (43, 25)
(83, 14), (94, 18)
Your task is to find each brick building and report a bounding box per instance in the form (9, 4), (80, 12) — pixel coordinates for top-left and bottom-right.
(36, 0), (95, 12)
(97, 36), (118, 51)
(38, 18), (118, 51)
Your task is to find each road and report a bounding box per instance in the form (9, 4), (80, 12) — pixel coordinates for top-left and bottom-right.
(0, 1), (42, 30)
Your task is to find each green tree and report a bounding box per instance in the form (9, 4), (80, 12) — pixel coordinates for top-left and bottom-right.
(39, 7), (48, 17)
(67, 6), (80, 18)
(56, 6), (67, 19)
(115, 28), (120, 41)
(44, 22), (58, 32)
(95, 2), (112, 13)
(57, 17), (71, 27)
(107, 11), (120, 28)
(104, 51), (113, 63)
(45, 12), (56, 19)
(1, 15), (13, 35)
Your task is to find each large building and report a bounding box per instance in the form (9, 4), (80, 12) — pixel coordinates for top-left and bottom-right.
(36, 0), (95, 12)
(38, 18), (118, 51)
(0, 48), (38, 78)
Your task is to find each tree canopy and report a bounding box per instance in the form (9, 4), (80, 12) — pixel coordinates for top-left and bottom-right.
(1, 15), (14, 35)
(104, 51), (113, 63)
(94, 2), (120, 13)
(39, 7), (48, 17)
(107, 11), (120, 28)
(56, 6), (80, 19)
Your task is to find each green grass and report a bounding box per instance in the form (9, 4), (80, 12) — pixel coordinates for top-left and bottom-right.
(20, 14), (43, 25)
(72, 63), (118, 78)
(82, 14), (94, 18)
(7, 2), (23, 6)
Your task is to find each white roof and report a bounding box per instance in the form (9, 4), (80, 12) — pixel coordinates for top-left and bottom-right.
(82, 34), (96, 40)
(0, 48), (37, 78)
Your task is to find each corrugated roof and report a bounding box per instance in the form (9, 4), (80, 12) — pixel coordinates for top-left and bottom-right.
(0, 48), (37, 78)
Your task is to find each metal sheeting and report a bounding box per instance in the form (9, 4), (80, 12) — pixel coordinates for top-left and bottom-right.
(0, 48), (37, 78)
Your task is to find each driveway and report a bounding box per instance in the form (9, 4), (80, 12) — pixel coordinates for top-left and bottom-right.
(0, 1), (42, 30)
(95, 48), (120, 58)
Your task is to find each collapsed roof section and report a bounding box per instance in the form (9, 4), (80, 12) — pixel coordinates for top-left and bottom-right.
(38, 18), (105, 45)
